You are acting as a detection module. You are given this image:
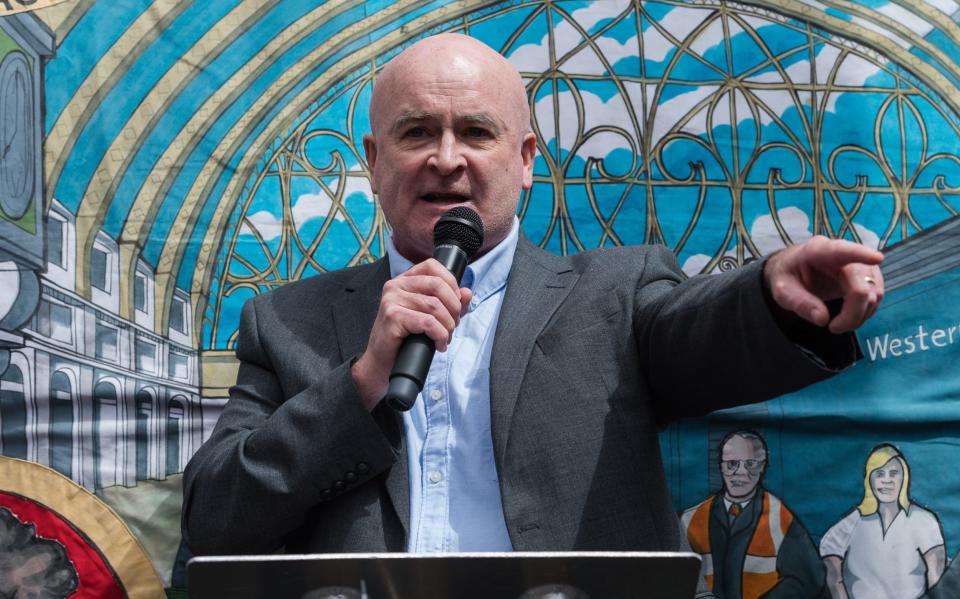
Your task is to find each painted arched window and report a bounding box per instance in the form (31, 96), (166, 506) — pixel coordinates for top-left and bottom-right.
(165, 398), (184, 476)
(0, 364), (26, 459)
(49, 370), (73, 478)
(93, 380), (119, 489)
(135, 388), (153, 481)
(207, 1), (960, 350)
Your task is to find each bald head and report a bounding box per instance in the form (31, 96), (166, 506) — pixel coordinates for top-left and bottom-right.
(369, 34), (530, 138)
(362, 33), (537, 262)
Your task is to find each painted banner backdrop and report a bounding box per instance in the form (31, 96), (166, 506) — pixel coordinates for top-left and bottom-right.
(0, 0), (958, 596)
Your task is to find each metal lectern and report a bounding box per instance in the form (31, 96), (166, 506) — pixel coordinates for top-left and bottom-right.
(187, 551), (702, 598)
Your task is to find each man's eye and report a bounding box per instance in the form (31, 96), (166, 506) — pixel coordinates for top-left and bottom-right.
(465, 126), (490, 138)
(404, 127), (428, 138)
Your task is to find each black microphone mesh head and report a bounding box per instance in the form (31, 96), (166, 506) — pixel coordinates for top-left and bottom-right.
(434, 207), (484, 258)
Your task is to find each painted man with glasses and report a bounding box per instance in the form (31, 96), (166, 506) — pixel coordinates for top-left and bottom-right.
(681, 430), (826, 599)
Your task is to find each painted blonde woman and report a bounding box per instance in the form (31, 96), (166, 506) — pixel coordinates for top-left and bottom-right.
(819, 444), (945, 599)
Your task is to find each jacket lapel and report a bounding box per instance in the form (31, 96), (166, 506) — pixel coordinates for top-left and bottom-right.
(489, 234), (579, 466)
(331, 258), (410, 536)
(332, 258), (390, 362)
(329, 236), (580, 537)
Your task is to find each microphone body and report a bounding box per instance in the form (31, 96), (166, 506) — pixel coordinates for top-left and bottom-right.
(383, 208), (483, 412)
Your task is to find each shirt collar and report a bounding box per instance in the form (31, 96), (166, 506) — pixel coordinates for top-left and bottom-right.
(723, 496), (753, 510)
(386, 217), (519, 302)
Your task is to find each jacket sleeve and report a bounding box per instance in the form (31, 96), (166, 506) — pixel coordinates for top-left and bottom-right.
(631, 246), (860, 424)
(180, 297), (399, 555)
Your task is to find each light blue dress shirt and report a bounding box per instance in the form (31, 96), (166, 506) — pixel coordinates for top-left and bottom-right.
(385, 218), (519, 552)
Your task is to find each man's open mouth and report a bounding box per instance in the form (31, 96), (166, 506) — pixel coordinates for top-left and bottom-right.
(421, 192), (470, 203)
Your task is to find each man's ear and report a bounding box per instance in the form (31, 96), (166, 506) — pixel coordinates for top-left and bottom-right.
(363, 133), (378, 192)
(520, 132), (537, 190)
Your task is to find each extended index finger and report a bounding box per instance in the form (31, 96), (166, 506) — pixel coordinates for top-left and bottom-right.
(808, 237), (884, 271)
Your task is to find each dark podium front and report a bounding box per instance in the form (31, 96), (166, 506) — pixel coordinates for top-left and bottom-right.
(187, 551), (701, 598)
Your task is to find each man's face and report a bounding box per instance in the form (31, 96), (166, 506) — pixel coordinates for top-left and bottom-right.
(363, 49), (536, 262)
(720, 435), (766, 501)
(870, 457), (904, 505)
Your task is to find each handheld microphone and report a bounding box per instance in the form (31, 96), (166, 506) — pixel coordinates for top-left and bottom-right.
(384, 206), (484, 411)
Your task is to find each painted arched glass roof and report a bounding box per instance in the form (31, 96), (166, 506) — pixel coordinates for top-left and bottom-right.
(37, 0), (960, 350)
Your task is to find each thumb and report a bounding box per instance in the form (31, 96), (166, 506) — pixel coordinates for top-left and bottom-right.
(459, 287), (473, 317)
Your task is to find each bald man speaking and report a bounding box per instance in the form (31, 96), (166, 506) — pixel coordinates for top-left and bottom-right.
(182, 34), (883, 555)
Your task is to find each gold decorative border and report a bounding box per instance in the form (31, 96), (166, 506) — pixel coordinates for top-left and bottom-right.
(0, 456), (164, 597)
(0, 0), (70, 17)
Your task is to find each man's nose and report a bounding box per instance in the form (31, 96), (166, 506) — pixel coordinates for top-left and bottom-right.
(427, 130), (466, 175)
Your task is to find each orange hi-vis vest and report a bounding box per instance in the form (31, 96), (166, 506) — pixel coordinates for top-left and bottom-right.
(681, 491), (794, 599)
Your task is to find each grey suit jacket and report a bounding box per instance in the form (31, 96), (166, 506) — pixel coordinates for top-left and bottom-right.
(182, 236), (855, 555)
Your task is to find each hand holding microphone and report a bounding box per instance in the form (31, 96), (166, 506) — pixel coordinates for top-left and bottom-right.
(350, 207), (484, 412)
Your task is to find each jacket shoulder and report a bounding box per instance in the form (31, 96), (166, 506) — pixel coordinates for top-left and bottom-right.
(248, 259), (386, 310)
(520, 239), (676, 275)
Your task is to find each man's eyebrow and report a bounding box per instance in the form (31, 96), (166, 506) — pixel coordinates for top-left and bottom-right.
(460, 113), (503, 130)
(390, 112), (505, 132)
(392, 111), (436, 132)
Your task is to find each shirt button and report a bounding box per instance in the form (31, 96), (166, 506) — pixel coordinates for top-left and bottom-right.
(344, 471), (357, 483)
(430, 389), (442, 401)
(356, 462), (369, 473)
(470, 298), (479, 310)
(428, 470), (443, 484)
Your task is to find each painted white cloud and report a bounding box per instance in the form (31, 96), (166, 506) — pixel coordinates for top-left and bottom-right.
(686, 14), (726, 62)
(650, 85), (719, 147)
(242, 169), (373, 241)
(639, 6), (714, 63)
(750, 206), (813, 255)
(508, 0), (633, 71)
(654, 5), (712, 52)
(681, 206), (879, 275)
(833, 53), (883, 88)
(242, 211), (283, 242)
(564, 34), (639, 75)
(512, 0), (884, 146)
(653, 46), (882, 143)
(534, 88), (637, 158)
(854, 223), (880, 250)
(291, 192), (337, 232)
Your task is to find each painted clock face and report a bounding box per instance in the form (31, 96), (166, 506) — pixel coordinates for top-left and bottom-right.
(0, 52), (34, 221)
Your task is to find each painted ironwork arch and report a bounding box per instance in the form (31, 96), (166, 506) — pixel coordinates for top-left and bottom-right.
(203, 0), (960, 350)
(34, 1), (960, 350)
